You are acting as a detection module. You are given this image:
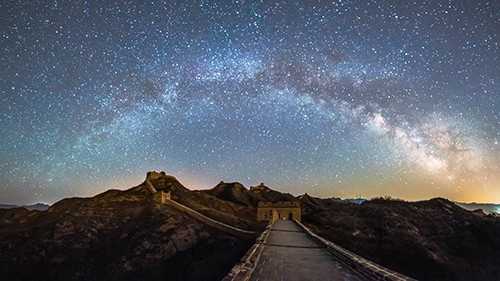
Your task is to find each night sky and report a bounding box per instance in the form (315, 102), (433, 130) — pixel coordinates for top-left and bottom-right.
(1, 1), (499, 205)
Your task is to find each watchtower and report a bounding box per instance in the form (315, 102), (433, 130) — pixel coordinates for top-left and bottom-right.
(257, 201), (301, 222)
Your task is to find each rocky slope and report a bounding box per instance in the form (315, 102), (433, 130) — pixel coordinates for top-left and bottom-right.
(0, 172), (254, 281)
(300, 196), (500, 281)
(144, 172), (258, 230)
(2, 171), (500, 281)
(206, 181), (258, 207)
(205, 181), (296, 207)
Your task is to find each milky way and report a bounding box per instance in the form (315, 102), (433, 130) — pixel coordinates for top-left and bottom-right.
(1, 1), (499, 204)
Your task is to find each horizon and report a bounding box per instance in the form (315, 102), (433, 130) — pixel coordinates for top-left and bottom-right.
(1, 1), (499, 206)
(4, 170), (500, 206)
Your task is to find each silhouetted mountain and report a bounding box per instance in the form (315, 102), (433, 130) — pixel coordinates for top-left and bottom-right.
(0, 171), (254, 281)
(2, 171), (500, 281)
(0, 203), (50, 211)
(26, 203), (50, 211)
(297, 193), (343, 212)
(0, 203), (16, 208)
(205, 181), (258, 207)
(455, 202), (500, 214)
(299, 195), (500, 281)
(249, 182), (296, 203)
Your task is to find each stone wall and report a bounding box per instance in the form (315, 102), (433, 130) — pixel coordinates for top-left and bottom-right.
(153, 191), (171, 204)
(257, 201), (301, 222)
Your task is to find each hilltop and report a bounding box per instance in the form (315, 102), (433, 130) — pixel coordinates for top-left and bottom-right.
(1, 171), (500, 281)
(204, 181), (295, 207)
(0, 171), (257, 281)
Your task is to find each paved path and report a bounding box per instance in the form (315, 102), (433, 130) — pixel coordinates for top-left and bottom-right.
(250, 220), (364, 281)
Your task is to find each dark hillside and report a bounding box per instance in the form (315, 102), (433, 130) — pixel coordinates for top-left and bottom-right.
(0, 173), (253, 281)
(300, 196), (500, 281)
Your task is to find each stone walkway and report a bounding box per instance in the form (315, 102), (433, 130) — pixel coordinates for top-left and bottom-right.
(250, 220), (364, 281)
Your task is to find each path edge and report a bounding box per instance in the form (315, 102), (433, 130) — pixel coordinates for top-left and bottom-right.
(221, 224), (272, 281)
(294, 219), (418, 281)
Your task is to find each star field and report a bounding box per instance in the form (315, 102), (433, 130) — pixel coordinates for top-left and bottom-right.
(1, 0), (499, 204)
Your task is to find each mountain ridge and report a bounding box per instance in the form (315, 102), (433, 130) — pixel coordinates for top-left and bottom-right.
(1, 171), (499, 281)
(0, 171), (256, 281)
(0, 202), (50, 211)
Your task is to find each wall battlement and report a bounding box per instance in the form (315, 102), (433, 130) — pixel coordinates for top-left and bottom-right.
(257, 201), (301, 208)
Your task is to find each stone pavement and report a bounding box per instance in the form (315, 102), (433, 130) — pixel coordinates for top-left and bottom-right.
(249, 220), (364, 281)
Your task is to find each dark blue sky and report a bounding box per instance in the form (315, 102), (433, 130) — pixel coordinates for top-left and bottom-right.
(1, 0), (499, 204)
